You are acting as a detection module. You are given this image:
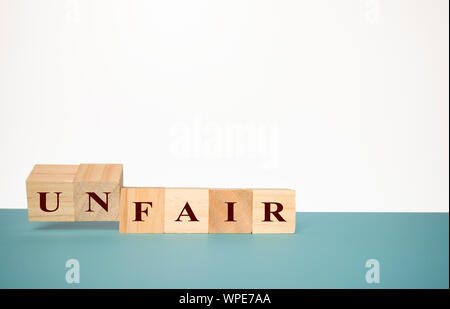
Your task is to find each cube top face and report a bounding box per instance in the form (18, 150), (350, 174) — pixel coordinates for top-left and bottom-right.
(74, 164), (123, 184)
(26, 164), (79, 183)
(120, 188), (165, 233)
(209, 189), (252, 233)
(252, 189), (296, 234)
(164, 188), (209, 233)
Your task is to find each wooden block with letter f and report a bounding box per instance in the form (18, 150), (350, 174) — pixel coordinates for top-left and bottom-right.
(119, 187), (165, 233)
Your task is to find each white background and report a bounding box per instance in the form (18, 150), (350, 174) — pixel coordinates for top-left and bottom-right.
(0, 0), (448, 212)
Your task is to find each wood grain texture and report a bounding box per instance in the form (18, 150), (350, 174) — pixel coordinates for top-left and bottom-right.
(252, 189), (295, 234)
(164, 188), (209, 233)
(73, 164), (123, 221)
(26, 164), (79, 221)
(119, 187), (165, 233)
(209, 189), (252, 233)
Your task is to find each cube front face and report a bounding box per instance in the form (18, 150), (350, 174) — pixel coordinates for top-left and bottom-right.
(119, 188), (165, 233)
(209, 189), (252, 233)
(74, 164), (123, 221)
(164, 188), (209, 233)
(252, 189), (296, 234)
(26, 165), (79, 221)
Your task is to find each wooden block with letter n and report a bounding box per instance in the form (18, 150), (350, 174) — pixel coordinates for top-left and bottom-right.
(73, 164), (123, 221)
(252, 189), (295, 233)
(119, 187), (165, 233)
(209, 189), (252, 233)
(164, 188), (209, 233)
(26, 164), (79, 221)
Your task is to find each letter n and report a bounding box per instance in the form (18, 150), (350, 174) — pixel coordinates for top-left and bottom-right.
(86, 192), (110, 212)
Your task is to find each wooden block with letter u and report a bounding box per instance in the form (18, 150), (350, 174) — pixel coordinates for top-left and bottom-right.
(26, 163), (123, 221)
(26, 164), (79, 221)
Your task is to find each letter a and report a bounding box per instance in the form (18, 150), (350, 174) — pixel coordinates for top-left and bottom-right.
(175, 202), (199, 222)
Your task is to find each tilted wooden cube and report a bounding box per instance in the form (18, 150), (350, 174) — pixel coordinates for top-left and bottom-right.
(26, 164), (79, 221)
(26, 163), (123, 221)
(74, 164), (123, 221)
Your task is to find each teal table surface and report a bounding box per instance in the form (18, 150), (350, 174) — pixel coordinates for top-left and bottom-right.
(0, 210), (448, 289)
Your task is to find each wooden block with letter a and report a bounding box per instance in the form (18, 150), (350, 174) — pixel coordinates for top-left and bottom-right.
(209, 189), (252, 233)
(164, 188), (209, 233)
(252, 189), (295, 233)
(73, 164), (123, 221)
(119, 187), (165, 233)
(26, 164), (79, 221)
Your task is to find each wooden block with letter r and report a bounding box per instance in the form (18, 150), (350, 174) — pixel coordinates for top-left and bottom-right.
(164, 188), (209, 233)
(252, 189), (295, 233)
(209, 189), (252, 233)
(26, 164), (79, 221)
(119, 187), (165, 233)
(73, 164), (123, 221)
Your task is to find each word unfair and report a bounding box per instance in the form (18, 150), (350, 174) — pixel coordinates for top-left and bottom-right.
(26, 164), (295, 234)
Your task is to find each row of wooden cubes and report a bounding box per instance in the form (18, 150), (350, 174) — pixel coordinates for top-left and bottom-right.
(26, 164), (295, 233)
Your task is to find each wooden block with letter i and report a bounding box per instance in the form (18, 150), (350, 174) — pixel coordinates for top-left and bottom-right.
(209, 189), (252, 233)
(164, 188), (209, 233)
(73, 164), (123, 221)
(26, 164), (79, 221)
(252, 189), (295, 233)
(119, 187), (165, 233)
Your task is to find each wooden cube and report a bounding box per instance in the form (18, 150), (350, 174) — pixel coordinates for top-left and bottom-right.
(73, 164), (123, 221)
(164, 188), (209, 233)
(209, 189), (252, 233)
(26, 164), (79, 221)
(252, 189), (296, 233)
(119, 187), (165, 233)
